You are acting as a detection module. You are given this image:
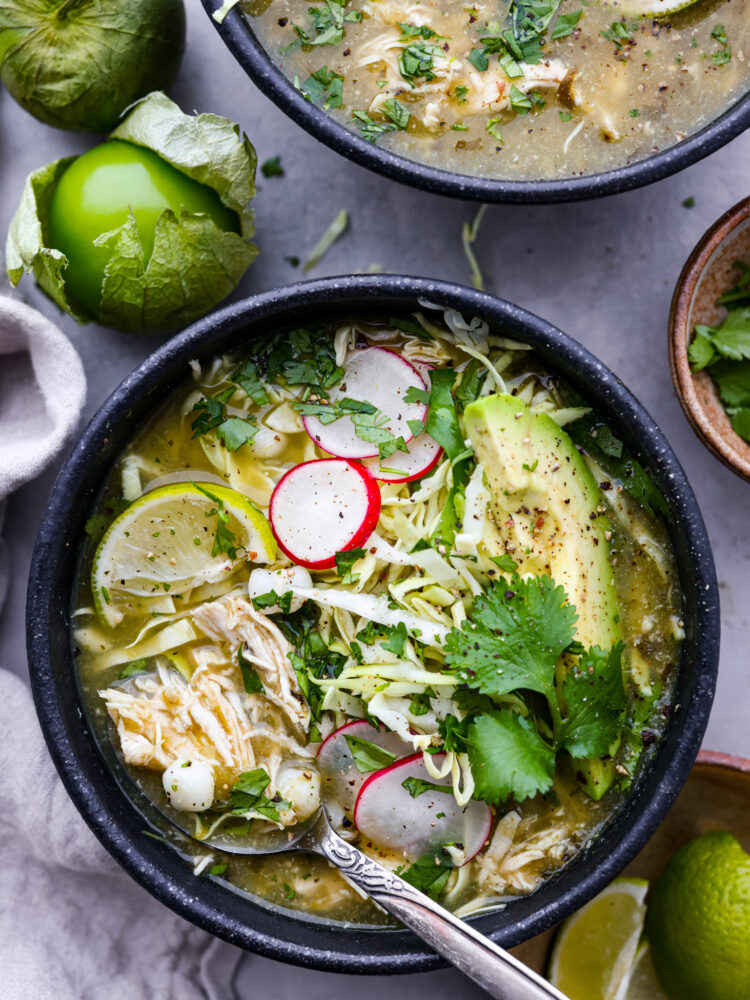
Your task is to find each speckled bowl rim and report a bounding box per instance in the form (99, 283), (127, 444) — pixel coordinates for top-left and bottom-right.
(200, 0), (750, 205)
(27, 276), (720, 973)
(669, 195), (750, 483)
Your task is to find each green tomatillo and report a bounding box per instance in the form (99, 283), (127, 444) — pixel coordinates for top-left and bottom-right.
(6, 92), (259, 335)
(0, 0), (186, 133)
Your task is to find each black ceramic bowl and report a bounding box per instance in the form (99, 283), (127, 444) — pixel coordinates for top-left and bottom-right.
(27, 276), (719, 973)
(201, 0), (750, 204)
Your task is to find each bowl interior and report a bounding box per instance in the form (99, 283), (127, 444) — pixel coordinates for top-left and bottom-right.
(670, 199), (750, 482)
(202, 0), (750, 204)
(27, 277), (719, 972)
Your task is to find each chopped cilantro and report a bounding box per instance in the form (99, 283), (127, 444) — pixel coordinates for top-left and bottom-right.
(193, 484), (239, 559)
(345, 734), (398, 772)
(118, 658), (149, 679)
(335, 547), (366, 584)
(260, 156), (284, 178)
(402, 776), (451, 798)
(400, 846), (453, 900)
(238, 645), (264, 694)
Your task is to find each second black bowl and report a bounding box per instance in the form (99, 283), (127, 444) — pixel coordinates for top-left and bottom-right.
(27, 275), (719, 972)
(202, 0), (750, 204)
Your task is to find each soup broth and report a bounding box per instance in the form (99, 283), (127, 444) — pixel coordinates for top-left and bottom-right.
(74, 309), (681, 923)
(241, 0), (749, 180)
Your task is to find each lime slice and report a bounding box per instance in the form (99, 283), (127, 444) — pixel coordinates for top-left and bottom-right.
(611, 0), (700, 15)
(547, 877), (649, 1000)
(92, 482), (276, 627)
(625, 942), (670, 1000)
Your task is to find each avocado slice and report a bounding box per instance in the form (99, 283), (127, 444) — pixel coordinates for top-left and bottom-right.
(463, 393), (623, 799)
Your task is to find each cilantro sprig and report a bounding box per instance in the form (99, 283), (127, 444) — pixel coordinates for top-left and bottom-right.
(444, 575), (627, 804)
(688, 261), (750, 442)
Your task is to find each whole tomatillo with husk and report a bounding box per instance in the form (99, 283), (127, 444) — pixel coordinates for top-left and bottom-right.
(6, 91), (259, 335)
(0, 0), (186, 132)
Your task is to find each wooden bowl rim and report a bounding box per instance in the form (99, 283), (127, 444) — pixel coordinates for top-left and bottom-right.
(697, 748), (750, 775)
(669, 196), (750, 483)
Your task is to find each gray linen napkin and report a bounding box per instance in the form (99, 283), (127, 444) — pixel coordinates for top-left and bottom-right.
(0, 298), (242, 1000)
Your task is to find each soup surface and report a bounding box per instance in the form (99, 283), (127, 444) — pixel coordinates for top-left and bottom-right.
(241, 0), (749, 180)
(74, 307), (682, 923)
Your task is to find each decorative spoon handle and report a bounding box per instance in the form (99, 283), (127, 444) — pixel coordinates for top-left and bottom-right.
(306, 813), (570, 1000)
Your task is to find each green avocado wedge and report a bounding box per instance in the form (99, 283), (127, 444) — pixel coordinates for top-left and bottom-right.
(463, 393), (623, 799)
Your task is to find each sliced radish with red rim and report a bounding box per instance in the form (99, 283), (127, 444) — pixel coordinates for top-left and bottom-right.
(302, 348), (428, 459)
(354, 752), (492, 863)
(363, 432), (442, 483)
(316, 720), (412, 818)
(269, 459), (381, 570)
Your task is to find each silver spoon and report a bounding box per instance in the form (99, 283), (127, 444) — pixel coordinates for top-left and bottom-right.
(110, 676), (569, 999)
(180, 806), (569, 1000)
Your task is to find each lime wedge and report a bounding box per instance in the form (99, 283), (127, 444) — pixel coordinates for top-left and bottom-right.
(547, 877), (649, 1000)
(625, 942), (670, 1000)
(92, 482), (275, 627)
(611, 0), (700, 15)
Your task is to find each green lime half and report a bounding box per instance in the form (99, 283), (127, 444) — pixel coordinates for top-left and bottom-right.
(547, 877), (649, 1000)
(647, 831), (750, 1000)
(92, 482), (275, 627)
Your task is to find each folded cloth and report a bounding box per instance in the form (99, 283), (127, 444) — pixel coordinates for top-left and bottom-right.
(0, 296), (86, 500)
(0, 300), (243, 999)
(0, 296), (86, 610)
(0, 670), (243, 1000)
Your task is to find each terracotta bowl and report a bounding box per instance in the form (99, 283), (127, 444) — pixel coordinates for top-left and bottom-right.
(511, 751), (750, 975)
(669, 197), (750, 483)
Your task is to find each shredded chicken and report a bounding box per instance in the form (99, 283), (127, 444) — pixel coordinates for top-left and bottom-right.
(192, 593), (310, 733)
(475, 809), (588, 894)
(101, 667), (259, 773)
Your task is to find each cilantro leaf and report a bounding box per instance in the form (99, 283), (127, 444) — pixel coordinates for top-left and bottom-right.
(707, 360), (750, 407)
(402, 776), (452, 798)
(399, 846), (453, 900)
(730, 407), (750, 442)
(231, 360), (270, 404)
(193, 483), (238, 559)
(438, 713), (472, 752)
(550, 8), (582, 39)
(380, 620), (408, 657)
(216, 415), (258, 452)
(260, 156), (284, 179)
(565, 410), (668, 517)
(238, 644), (264, 694)
(468, 710), (555, 803)
(558, 643), (627, 757)
(251, 590), (293, 613)
(406, 368), (465, 461)
(335, 547), (366, 584)
(118, 658), (149, 679)
(710, 307), (750, 361)
(345, 734), (397, 773)
(229, 768), (271, 810)
(445, 575), (577, 701)
(490, 554), (518, 572)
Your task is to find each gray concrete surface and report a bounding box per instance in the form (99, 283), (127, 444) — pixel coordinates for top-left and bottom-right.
(0, 1), (748, 995)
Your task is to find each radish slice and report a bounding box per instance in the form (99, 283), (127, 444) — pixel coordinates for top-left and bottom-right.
(354, 753), (492, 863)
(363, 432), (442, 483)
(317, 720), (412, 818)
(269, 459), (381, 570)
(303, 348), (427, 459)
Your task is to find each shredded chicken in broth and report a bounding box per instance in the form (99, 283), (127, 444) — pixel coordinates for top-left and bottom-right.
(74, 307), (682, 922)
(238, 0), (749, 179)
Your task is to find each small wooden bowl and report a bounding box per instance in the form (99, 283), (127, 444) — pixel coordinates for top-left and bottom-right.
(511, 751), (750, 975)
(669, 196), (750, 483)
